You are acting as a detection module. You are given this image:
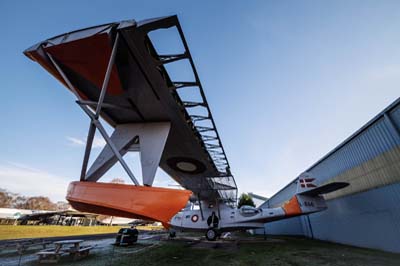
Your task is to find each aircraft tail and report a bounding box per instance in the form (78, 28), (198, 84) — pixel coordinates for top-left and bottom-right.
(279, 172), (350, 217)
(296, 172), (349, 196)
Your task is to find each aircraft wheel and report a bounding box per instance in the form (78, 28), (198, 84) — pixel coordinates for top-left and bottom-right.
(205, 229), (217, 241)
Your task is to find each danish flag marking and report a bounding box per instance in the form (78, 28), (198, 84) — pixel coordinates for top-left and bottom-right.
(299, 178), (317, 188)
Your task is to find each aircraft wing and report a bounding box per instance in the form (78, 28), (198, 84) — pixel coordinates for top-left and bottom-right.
(24, 16), (237, 205)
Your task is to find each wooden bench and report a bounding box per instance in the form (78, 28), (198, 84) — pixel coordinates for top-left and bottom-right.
(36, 240), (94, 263)
(16, 240), (51, 254)
(64, 245), (93, 259)
(36, 250), (66, 263)
(0, 239), (51, 255)
(74, 246), (93, 259)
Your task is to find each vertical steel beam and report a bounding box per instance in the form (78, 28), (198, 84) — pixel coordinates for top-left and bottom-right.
(80, 123), (96, 180)
(198, 194), (204, 221)
(306, 215), (314, 239)
(217, 200), (221, 220)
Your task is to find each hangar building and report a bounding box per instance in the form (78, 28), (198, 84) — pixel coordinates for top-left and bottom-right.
(258, 97), (400, 253)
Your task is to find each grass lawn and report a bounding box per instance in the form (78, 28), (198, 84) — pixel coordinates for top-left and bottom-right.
(104, 238), (400, 266)
(1, 235), (400, 266)
(0, 225), (162, 240)
(0, 225), (124, 240)
(27, 236), (399, 266)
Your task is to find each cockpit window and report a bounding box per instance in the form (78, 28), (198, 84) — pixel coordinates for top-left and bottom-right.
(239, 205), (260, 216)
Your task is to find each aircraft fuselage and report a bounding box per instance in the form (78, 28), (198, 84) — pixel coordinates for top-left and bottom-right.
(170, 194), (327, 234)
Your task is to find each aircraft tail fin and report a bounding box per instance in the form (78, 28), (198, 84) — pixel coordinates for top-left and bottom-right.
(296, 172), (349, 196)
(299, 182), (349, 196)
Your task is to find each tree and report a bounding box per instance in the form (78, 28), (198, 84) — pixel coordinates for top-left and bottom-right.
(110, 178), (125, 184)
(0, 189), (27, 209)
(0, 188), (60, 211)
(21, 196), (57, 211)
(0, 189), (13, 208)
(237, 193), (255, 208)
(56, 201), (71, 211)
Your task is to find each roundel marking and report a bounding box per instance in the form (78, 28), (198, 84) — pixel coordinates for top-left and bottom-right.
(176, 162), (197, 172)
(191, 214), (199, 223)
(167, 157), (206, 174)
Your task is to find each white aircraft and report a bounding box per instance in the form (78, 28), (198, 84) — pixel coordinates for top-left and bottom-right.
(170, 172), (348, 240)
(25, 15), (349, 241)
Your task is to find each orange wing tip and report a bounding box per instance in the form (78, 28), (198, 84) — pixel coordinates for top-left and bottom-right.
(66, 181), (192, 224)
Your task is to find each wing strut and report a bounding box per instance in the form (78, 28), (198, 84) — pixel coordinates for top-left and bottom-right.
(84, 122), (170, 186)
(44, 33), (140, 186)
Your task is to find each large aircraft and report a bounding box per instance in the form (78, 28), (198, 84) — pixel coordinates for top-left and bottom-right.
(24, 15), (348, 240)
(170, 172), (348, 240)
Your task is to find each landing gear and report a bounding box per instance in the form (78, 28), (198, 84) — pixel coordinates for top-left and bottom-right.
(169, 231), (176, 239)
(205, 229), (218, 241)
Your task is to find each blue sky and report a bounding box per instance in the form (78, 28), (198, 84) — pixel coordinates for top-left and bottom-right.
(0, 1), (399, 201)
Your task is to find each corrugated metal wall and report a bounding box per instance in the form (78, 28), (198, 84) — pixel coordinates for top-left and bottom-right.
(259, 97), (400, 253)
(265, 182), (297, 208)
(304, 183), (400, 253)
(258, 216), (304, 236)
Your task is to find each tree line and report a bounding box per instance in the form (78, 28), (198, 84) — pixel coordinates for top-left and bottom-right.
(0, 188), (70, 211)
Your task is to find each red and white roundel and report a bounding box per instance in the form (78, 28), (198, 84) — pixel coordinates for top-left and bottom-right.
(191, 214), (199, 223)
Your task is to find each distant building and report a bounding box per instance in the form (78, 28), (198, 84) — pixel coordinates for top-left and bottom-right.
(257, 97), (400, 253)
(18, 210), (99, 226)
(0, 208), (48, 225)
(100, 217), (138, 226)
(0, 207), (144, 226)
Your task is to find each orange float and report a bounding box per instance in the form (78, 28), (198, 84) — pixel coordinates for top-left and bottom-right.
(66, 181), (192, 225)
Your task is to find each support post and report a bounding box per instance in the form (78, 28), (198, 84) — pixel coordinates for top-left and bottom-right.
(198, 194), (204, 221)
(306, 215), (314, 239)
(263, 226), (267, 240)
(217, 200), (221, 220)
(80, 124), (96, 181)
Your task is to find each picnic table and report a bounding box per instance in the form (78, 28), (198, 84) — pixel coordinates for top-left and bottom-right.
(0, 238), (51, 255)
(37, 239), (93, 263)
